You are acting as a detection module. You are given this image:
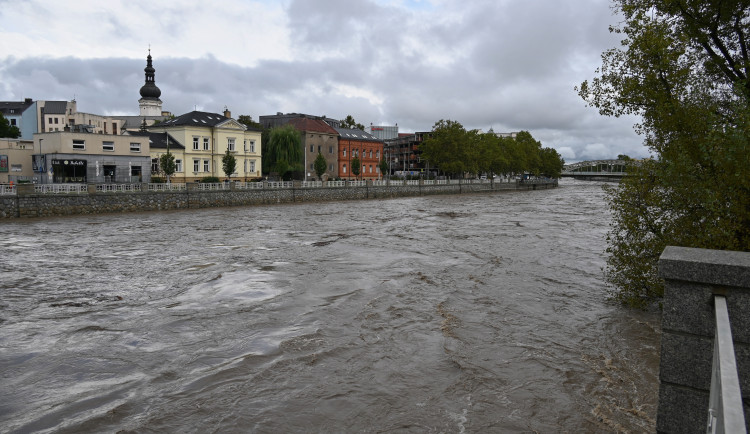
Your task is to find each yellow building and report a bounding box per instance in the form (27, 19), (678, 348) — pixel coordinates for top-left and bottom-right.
(0, 138), (35, 184)
(147, 109), (262, 182)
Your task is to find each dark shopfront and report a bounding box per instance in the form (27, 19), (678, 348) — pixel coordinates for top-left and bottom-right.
(52, 159), (87, 183)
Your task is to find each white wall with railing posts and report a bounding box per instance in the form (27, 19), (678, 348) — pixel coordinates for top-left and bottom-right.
(3, 176), (557, 196)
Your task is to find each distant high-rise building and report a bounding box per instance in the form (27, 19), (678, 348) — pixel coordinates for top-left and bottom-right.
(368, 123), (398, 140)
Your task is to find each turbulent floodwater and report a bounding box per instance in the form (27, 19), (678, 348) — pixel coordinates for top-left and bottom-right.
(0, 179), (660, 433)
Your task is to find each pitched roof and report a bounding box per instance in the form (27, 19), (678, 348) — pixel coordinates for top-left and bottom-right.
(159, 110), (237, 128)
(0, 100), (34, 116)
(287, 117), (339, 135)
(128, 131), (185, 150)
(42, 101), (68, 114)
(334, 127), (381, 142)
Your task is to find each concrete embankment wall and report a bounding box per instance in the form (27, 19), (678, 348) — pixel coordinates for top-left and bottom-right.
(657, 247), (750, 433)
(0, 180), (556, 219)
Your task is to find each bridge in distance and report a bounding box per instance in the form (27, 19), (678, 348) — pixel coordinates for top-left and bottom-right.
(561, 159), (631, 179)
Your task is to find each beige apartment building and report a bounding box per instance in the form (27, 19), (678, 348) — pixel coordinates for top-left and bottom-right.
(0, 138), (35, 184)
(33, 131), (150, 183)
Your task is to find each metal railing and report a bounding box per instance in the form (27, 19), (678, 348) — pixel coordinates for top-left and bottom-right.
(36, 184), (89, 194)
(707, 295), (746, 434)
(96, 183), (142, 193)
(148, 183), (186, 191)
(235, 182), (264, 190)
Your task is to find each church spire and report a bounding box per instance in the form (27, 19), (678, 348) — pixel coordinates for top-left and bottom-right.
(139, 48), (163, 116)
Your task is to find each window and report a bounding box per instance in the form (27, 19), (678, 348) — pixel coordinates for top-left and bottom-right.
(377, 150), (380, 159)
(329, 146), (333, 154)
(370, 150), (373, 158)
(318, 145), (321, 153)
(343, 164), (347, 174)
(203, 137), (209, 150)
(102, 141), (114, 152)
(72, 139), (85, 150)
(250, 141), (256, 153)
(130, 142), (141, 152)
(329, 163), (333, 171)
(203, 160), (209, 172)
(228, 137), (235, 151)
(151, 158), (159, 172)
(309, 144), (313, 152)
(343, 149), (347, 157)
(54, 118), (59, 124)
(175, 159), (182, 172)
(11, 164), (22, 172)
(193, 137), (199, 150)
(369, 165), (373, 173)
(249, 160), (256, 172)
(10, 119), (16, 126)
(193, 159), (200, 172)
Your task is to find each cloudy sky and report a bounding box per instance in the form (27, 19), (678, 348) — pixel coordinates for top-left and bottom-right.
(0, 0), (649, 162)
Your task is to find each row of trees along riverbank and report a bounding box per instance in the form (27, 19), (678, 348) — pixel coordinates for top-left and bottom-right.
(419, 120), (565, 179)
(579, 0), (750, 308)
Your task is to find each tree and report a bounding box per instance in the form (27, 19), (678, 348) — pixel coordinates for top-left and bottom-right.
(616, 154), (632, 161)
(313, 152), (327, 181)
(222, 148), (237, 180)
(264, 124), (303, 180)
(237, 115), (263, 130)
(0, 113), (21, 138)
(340, 115), (365, 131)
(378, 158), (389, 179)
(159, 151), (176, 183)
(578, 0), (750, 308)
(351, 156), (361, 179)
(420, 120), (468, 177)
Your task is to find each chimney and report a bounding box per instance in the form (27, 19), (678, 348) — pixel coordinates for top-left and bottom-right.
(223, 106), (231, 118)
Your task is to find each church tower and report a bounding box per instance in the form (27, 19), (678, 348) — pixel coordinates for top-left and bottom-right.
(138, 49), (163, 116)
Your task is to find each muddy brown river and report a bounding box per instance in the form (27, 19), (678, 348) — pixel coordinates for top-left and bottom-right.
(0, 179), (660, 433)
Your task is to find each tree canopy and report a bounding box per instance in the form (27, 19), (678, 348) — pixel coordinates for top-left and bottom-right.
(578, 0), (750, 308)
(159, 150), (176, 183)
(237, 114), (263, 130)
(314, 152), (327, 180)
(419, 120), (564, 178)
(0, 113), (21, 138)
(264, 124), (303, 180)
(339, 115), (366, 131)
(222, 148), (237, 179)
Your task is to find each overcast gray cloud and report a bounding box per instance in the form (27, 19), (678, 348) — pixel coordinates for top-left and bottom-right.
(0, 0), (648, 162)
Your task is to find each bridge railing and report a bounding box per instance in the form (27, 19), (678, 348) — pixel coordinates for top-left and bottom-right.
(708, 295), (746, 433)
(657, 247), (750, 433)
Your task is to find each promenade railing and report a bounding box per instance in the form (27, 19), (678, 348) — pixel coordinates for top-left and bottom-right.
(707, 295), (746, 434)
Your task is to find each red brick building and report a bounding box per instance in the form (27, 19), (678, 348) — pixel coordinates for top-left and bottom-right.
(335, 127), (384, 180)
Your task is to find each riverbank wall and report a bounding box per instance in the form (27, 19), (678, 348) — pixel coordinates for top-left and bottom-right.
(1, 179), (556, 219)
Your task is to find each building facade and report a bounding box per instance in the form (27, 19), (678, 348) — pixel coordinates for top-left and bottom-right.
(384, 132), (432, 177)
(285, 117), (339, 181)
(0, 138), (35, 184)
(335, 127), (384, 180)
(32, 131), (151, 183)
(147, 109), (262, 182)
(368, 124), (399, 140)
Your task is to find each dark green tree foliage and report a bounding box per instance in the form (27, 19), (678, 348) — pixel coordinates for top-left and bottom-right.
(264, 124), (303, 179)
(237, 115), (263, 130)
(222, 148), (237, 179)
(351, 156), (361, 178)
(340, 115), (366, 131)
(159, 151), (176, 183)
(0, 114), (21, 138)
(378, 158), (389, 178)
(419, 120), (564, 178)
(314, 152), (327, 180)
(579, 0), (750, 308)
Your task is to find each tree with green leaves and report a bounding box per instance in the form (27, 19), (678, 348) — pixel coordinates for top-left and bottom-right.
(0, 113), (21, 138)
(351, 156), (361, 179)
(340, 115), (365, 131)
(264, 124), (303, 180)
(378, 158), (389, 179)
(578, 0), (750, 308)
(222, 148), (237, 180)
(237, 115), (263, 130)
(616, 154), (632, 161)
(313, 152), (327, 181)
(420, 119), (469, 177)
(159, 151), (176, 183)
